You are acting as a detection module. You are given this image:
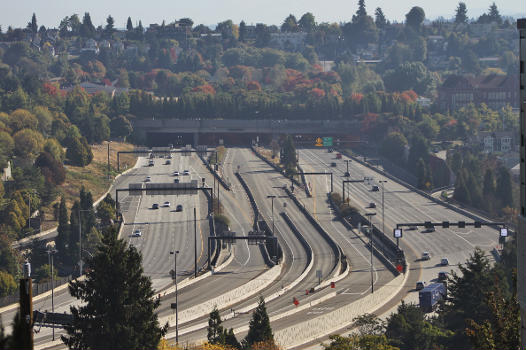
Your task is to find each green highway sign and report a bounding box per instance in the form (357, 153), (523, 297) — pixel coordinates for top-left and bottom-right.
(322, 137), (333, 147)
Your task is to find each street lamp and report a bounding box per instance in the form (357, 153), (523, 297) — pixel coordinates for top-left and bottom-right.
(170, 250), (180, 343)
(379, 180), (388, 234)
(365, 212), (376, 294)
(46, 247), (57, 340)
(267, 195), (276, 236)
(344, 160), (351, 177)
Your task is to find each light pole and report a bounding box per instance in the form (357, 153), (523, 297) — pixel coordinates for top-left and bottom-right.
(170, 250), (180, 344)
(47, 247), (57, 340)
(344, 160), (351, 177)
(267, 195), (276, 236)
(379, 180), (388, 234)
(365, 212), (376, 294)
(107, 141), (112, 180)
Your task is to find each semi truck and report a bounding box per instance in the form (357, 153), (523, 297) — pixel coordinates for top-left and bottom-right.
(419, 283), (446, 313)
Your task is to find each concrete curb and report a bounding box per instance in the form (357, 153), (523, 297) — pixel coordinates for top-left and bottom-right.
(314, 258), (350, 292)
(159, 263), (282, 327)
(274, 267), (409, 349)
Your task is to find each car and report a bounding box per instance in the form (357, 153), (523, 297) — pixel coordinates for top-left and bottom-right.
(176, 204), (183, 212)
(328, 148), (333, 153)
(167, 154), (173, 159)
(145, 176), (151, 182)
(165, 160), (171, 165)
(424, 227), (436, 233)
(174, 178), (180, 183)
(183, 170), (190, 175)
(152, 203), (159, 209)
(416, 281), (426, 291)
(438, 271), (448, 281)
(149, 153), (154, 159)
(408, 225), (418, 230)
(330, 162), (337, 167)
(422, 252), (431, 260)
(440, 258), (449, 266)
(132, 229), (142, 237)
(369, 202), (376, 208)
(371, 185), (379, 191)
(163, 201), (171, 207)
(148, 161), (154, 167)
(344, 171), (350, 177)
(173, 171), (180, 176)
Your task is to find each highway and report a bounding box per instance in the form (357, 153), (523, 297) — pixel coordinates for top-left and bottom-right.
(175, 148), (396, 346)
(298, 148), (499, 296)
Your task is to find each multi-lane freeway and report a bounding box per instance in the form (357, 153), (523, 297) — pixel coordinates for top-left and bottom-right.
(1, 145), (503, 350)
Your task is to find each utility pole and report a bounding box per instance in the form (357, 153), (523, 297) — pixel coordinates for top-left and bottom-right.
(379, 180), (387, 234)
(170, 250), (180, 343)
(20, 261), (33, 349)
(267, 195), (276, 236)
(194, 208), (197, 278)
(366, 212), (376, 293)
(47, 248), (57, 340)
(107, 141), (111, 180)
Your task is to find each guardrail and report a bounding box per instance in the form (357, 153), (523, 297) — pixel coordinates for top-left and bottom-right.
(197, 152), (231, 191)
(234, 172), (281, 266)
(296, 163), (312, 198)
(327, 193), (404, 275)
(283, 187), (343, 276)
(337, 148), (503, 234)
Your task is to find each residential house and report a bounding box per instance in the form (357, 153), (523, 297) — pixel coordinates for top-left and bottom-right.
(81, 39), (99, 55)
(475, 131), (516, 154)
(62, 82), (128, 97)
(1, 161), (12, 182)
(269, 32), (307, 51)
(437, 74), (519, 111)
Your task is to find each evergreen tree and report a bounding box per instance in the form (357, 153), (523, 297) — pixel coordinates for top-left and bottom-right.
(244, 296), (274, 348)
(126, 17), (133, 32)
(455, 2), (468, 24)
(239, 21), (246, 42)
(105, 15), (114, 33)
(405, 6), (425, 31)
(207, 306), (225, 344)
(356, 0), (367, 18)
(453, 171), (471, 204)
(80, 12), (95, 37)
(375, 7), (387, 28)
(62, 226), (167, 349)
(483, 169), (496, 197)
(496, 166), (513, 209)
(488, 2), (502, 24)
(30, 13), (38, 34)
(281, 135), (297, 174)
(56, 197), (70, 263)
(69, 201), (81, 268)
(80, 187), (96, 233)
(224, 328), (241, 349)
(416, 158), (429, 190)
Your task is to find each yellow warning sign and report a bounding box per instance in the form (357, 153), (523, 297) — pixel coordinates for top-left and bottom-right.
(315, 137), (323, 147)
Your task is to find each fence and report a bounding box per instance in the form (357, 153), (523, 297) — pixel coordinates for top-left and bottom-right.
(0, 275), (73, 308)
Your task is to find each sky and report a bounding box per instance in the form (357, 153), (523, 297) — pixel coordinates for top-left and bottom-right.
(1, 0), (525, 30)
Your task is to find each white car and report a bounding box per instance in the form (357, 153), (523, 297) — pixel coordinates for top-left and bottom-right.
(163, 201), (171, 207)
(173, 171), (180, 176)
(145, 176), (151, 182)
(422, 252), (431, 260)
(183, 170), (190, 175)
(440, 258), (449, 266)
(132, 229), (142, 237)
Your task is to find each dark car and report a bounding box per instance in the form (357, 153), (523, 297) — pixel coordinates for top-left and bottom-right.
(176, 204), (183, 212)
(330, 162), (337, 167)
(371, 185), (379, 191)
(438, 271), (448, 281)
(369, 202), (376, 208)
(152, 203), (159, 209)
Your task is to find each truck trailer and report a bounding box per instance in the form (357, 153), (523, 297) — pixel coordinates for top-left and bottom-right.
(419, 282), (446, 313)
